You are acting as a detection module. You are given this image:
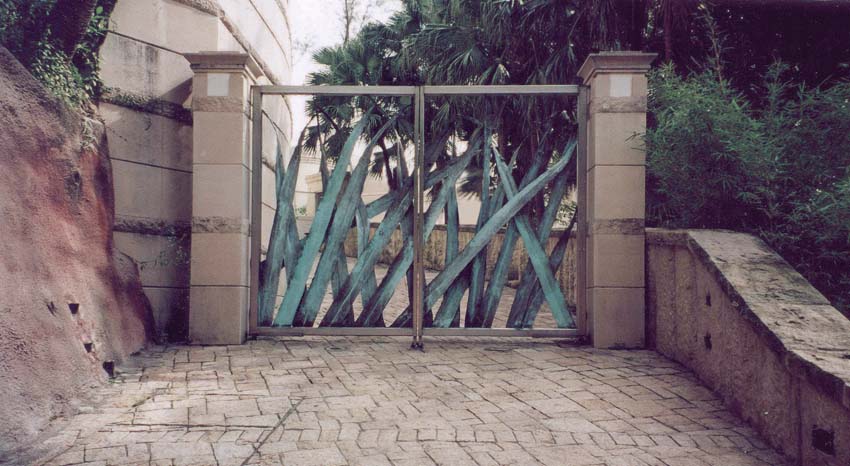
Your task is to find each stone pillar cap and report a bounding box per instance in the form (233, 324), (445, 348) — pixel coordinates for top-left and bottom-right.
(184, 51), (263, 79)
(578, 51), (657, 84)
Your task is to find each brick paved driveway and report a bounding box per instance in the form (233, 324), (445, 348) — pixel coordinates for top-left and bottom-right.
(28, 337), (788, 466)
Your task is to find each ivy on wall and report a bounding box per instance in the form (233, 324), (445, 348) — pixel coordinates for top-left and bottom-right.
(0, 0), (116, 109)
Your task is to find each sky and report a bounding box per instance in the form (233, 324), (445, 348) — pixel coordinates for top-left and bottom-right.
(289, 0), (401, 85)
(288, 1), (402, 138)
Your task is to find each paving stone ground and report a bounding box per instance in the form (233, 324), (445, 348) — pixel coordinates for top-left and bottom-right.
(24, 337), (789, 466)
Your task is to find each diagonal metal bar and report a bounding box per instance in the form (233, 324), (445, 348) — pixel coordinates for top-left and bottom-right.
(323, 187), (412, 323)
(506, 168), (571, 327)
(355, 200), (379, 323)
(480, 136), (553, 328)
(307, 151), (372, 327)
(273, 112), (372, 326)
(365, 190), (400, 219)
(258, 128), (306, 325)
(434, 144), (461, 327)
(415, 137), (492, 329)
(492, 149), (575, 328)
(359, 147), (474, 327)
(506, 140), (576, 327)
(295, 121), (353, 325)
(415, 150), (572, 316)
(322, 130), (457, 326)
(521, 212), (577, 328)
(302, 116), (399, 327)
(464, 127), (492, 328)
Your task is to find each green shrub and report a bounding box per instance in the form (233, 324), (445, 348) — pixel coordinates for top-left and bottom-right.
(0, 0), (111, 108)
(646, 62), (850, 317)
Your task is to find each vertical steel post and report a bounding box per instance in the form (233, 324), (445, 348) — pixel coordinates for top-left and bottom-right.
(575, 86), (588, 337)
(249, 87), (263, 337)
(411, 86), (425, 349)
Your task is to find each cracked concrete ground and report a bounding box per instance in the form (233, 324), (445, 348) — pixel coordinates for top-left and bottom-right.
(20, 337), (789, 466)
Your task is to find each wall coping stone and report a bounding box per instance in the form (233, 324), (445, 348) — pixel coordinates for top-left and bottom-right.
(185, 51), (262, 78)
(647, 228), (850, 411)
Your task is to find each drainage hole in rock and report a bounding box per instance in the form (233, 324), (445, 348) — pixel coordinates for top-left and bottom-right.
(812, 426), (835, 456)
(102, 361), (115, 378)
(68, 303), (79, 315)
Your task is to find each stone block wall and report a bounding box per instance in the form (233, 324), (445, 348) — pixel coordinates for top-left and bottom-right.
(646, 229), (850, 466)
(99, 0), (292, 340)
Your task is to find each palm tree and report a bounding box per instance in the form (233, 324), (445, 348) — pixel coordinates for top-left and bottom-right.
(305, 24), (417, 191)
(304, 0), (657, 201)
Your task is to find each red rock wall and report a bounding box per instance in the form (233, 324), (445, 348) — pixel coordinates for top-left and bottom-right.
(0, 47), (154, 457)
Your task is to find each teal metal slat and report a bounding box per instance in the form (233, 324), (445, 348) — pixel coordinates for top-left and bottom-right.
(258, 130), (304, 325)
(273, 114), (371, 326)
(492, 150), (575, 328)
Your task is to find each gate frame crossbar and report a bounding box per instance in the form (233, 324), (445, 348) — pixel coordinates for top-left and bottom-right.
(249, 85), (585, 343)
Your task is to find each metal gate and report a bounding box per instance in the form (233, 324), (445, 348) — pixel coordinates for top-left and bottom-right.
(249, 85), (586, 347)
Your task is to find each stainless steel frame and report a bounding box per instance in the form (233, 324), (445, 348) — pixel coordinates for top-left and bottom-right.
(254, 327), (582, 338)
(576, 85), (589, 336)
(249, 85), (583, 344)
(411, 87), (425, 349)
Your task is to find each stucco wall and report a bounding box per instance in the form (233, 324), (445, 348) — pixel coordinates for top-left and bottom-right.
(646, 229), (850, 466)
(99, 0), (292, 340)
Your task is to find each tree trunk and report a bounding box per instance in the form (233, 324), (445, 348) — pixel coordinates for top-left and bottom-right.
(627, 0), (648, 50)
(663, 1), (674, 62)
(47, 0), (99, 59)
(378, 140), (397, 190)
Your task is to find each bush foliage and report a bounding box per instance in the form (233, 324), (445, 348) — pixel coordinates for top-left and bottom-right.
(646, 62), (850, 317)
(0, 0), (111, 108)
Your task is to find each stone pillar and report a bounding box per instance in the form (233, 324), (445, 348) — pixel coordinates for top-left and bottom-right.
(185, 52), (261, 344)
(577, 52), (656, 349)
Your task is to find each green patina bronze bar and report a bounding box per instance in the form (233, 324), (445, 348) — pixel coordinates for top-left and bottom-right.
(493, 148), (575, 328)
(252, 85), (583, 340)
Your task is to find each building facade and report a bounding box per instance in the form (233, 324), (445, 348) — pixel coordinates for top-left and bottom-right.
(99, 0), (292, 340)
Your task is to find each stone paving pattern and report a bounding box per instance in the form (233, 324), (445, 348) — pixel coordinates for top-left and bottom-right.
(29, 337), (789, 466)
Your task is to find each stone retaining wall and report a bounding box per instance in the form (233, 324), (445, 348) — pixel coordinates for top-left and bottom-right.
(646, 229), (850, 466)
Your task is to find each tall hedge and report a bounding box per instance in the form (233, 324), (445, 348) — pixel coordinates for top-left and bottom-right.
(647, 63), (850, 317)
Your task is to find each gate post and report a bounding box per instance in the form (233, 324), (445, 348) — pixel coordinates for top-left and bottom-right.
(185, 52), (261, 345)
(577, 52), (656, 349)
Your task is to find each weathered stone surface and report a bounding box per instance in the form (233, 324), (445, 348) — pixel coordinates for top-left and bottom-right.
(646, 228), (850, 466)
(19, 337), (787, 466)
(0, 47), (153, 461)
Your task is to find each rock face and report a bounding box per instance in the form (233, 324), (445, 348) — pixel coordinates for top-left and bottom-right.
(0, 47), (154, 456)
